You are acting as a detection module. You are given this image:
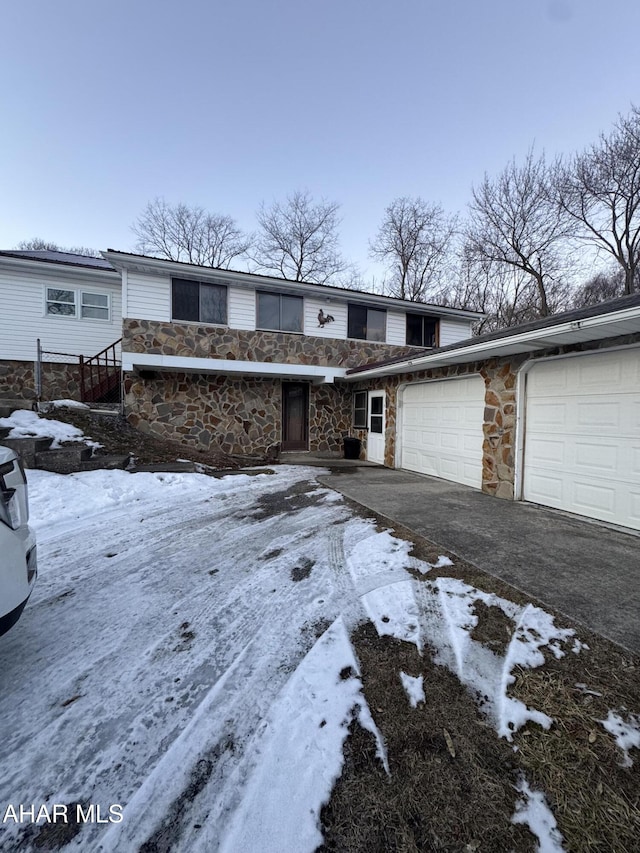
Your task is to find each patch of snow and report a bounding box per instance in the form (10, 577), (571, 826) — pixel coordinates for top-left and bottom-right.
(0, 409), (101, 449)
(600, 710), (640, 767)
(214, 618), (385, 853)
(574, 683), (602, 697)
(357, 566), (577, 741)
(400, 672), (425, 708)
(50, 399), (90, 410)
(512, 777), (565, 852)
(412, 553), (453, 575)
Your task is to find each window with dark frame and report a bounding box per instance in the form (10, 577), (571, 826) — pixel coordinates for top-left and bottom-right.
(257, 292), (303, 332)
(171, 278), (227, 325)
(353, 391), (368, 428)
(347, 304), (386, 342)
(406, 314), (438, 347)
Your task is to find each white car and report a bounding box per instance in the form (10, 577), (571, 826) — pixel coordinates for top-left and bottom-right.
(0, 447), (37, 636)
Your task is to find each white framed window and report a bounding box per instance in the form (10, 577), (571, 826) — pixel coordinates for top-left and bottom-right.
(45, 288), (111, 321)
(46, 288), (76, 316)
(81, 291), (109, 320)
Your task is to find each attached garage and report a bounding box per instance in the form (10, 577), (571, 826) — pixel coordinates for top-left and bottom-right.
(522, 348), (640, 530)
(400, 375), (485, 488)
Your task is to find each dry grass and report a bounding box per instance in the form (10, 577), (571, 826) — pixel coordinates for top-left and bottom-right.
(319, 508), (640, 852)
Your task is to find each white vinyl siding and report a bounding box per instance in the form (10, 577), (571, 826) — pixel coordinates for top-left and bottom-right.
(439, 318), (474, 347)
(228, 287), (255, 330)
(126, 272), (170, 321)
(386, 311), (406, 346)
(304, 298), (347, 338)
(0, 267), (121, 362)
(400, 376), (485, 488)
(523, 349), (640, 530)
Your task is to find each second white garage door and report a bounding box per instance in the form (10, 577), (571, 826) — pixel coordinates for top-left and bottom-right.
(523, 348), (640, 530)
(400, 375), (485, 488)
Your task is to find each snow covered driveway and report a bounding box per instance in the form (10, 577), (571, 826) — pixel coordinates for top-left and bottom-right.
(0, 464), (608, 852)
(0, 466), (389, 851)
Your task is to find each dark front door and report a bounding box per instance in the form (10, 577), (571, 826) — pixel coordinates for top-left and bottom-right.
(282, 382), (309, 451)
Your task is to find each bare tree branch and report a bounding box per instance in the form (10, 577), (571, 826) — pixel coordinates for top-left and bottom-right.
(554, 105), (640, 295)
(131, 199), (252, 269)
(369, 197), (457, 301)
(15, 238), (100, 257)
(466, 149), (572, 317)
(252, 190), (347, 284)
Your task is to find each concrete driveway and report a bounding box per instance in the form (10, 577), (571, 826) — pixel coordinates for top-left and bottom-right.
(319, 466), (640, 654)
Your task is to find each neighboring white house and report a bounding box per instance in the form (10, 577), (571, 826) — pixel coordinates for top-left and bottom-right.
(0, 250), (122, 402)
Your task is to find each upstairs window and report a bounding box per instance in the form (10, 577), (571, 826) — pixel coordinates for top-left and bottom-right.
(46, 288), (111, 320)
(348, 305), (386, 342)
(406, 314), (438, 347)
(172, 278), (227, 325)
(257, 292), (303, 333)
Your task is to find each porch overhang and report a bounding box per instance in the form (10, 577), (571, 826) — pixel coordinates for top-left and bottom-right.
(121, 352), (347, 385)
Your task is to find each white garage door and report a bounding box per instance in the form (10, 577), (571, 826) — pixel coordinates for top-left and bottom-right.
(400, 376), (485, 488)
(523, 349), (640, 530)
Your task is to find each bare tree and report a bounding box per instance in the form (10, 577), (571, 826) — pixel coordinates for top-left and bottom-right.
(132, 199), (252, 268)
(572, 269), (626, 308)
(466, 150), (572, 317)
(554, 105), (640, 295)
(433, 246), (558, 334)
(253, 190), (347, 284)
(15, 238), (100, 256)
(369, 197), (457, 301)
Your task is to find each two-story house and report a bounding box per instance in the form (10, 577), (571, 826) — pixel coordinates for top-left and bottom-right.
(102, 250), (481, 461)
(5, 248), (637, 533)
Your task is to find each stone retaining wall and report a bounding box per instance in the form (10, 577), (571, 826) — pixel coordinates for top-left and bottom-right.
(0, 360), (82, 403)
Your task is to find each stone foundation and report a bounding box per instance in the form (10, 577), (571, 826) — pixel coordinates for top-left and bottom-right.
(0, 360), (82, 403)
(124, 372), (352, 457)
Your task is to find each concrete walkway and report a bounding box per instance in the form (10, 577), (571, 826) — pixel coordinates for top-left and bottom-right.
(317, 465), (640, 654)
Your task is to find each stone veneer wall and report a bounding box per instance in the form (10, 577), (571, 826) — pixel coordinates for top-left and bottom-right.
(350, 332), (640, 499)
(0, 360), (82, 403)
(122, 318), (423, 456)
(124, 372), (353, 457)
(122, 319), (424, 369)
(308, 384), (352, 454)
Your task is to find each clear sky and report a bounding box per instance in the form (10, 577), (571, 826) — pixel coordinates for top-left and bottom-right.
(2, 0), (639, 281)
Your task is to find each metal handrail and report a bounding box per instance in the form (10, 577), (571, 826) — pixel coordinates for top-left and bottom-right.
(79, 339), (122, 403)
